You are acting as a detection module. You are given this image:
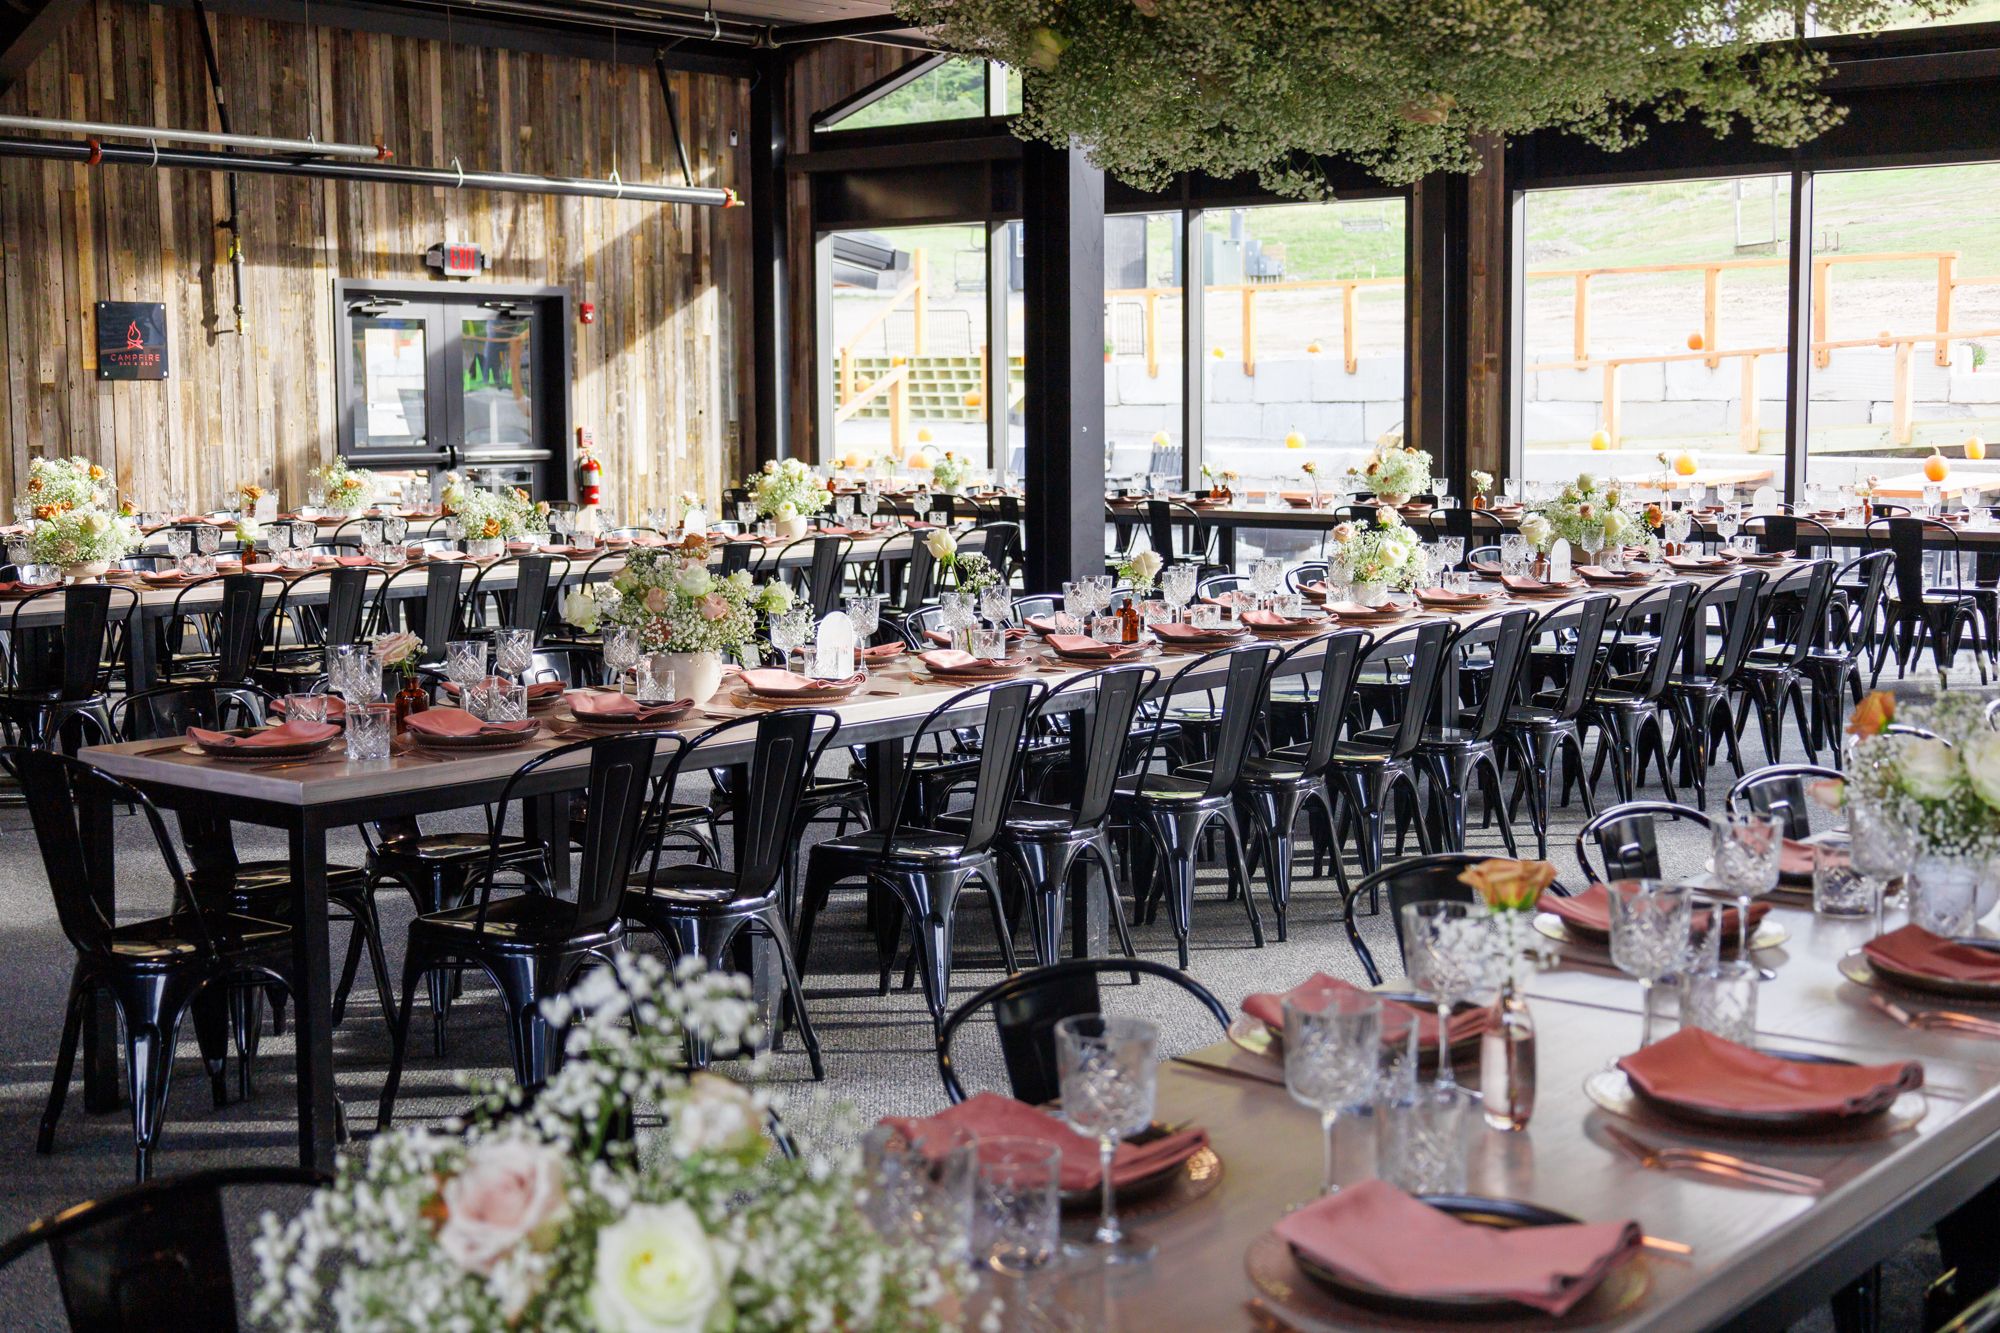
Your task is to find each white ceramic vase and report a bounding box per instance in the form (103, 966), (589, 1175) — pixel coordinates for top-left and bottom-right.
(665, 651), (726, 704)
(775, 515), (808, 541)
(62, 560), (109, 584)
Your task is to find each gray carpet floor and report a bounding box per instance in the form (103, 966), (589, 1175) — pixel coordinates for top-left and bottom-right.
(0, 685), (1949, 1329)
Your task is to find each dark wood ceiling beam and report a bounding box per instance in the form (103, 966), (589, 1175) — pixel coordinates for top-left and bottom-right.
(0, 0), (87, 96)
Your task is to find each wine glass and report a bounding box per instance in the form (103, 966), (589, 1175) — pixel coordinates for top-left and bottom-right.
(844, 595), (882, 643)
(602, 625), (640, 687)
(446, 639), (489, 697)
(979, 584), (1013, 629)
(1436, 536), (1466, 572)
(1055, 1015), (1157, 1265)
(1606, 879), (1692, 1049)
(1710, 811), (1782, 959)
(1249, 558), (1285, 607)
(770, 607), (813, 670)
(858, 492), (880, 528)
(1715, 505), (1741, 550)
(1161, 563), (1197, 622)
(1282, 991), (1382, 1197)
(166, 528), (192, 563)
(194, 524), (220, 557)
(1399, 900), (1487, 1092)
(494, 627), (533, 682)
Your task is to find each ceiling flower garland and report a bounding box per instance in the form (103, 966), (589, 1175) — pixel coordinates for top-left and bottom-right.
(895, 0), (1966, 192)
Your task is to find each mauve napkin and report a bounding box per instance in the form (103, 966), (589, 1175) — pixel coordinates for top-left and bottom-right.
(1536, 883), (1769, 939)
(917, 649), (987, 672)
(1577, 565), (1653, 582)
(444, 678), (565, 702)
(1025, 614), (1064, 636)
(188, 720), (340, 749)
(1242, 973), (1487, 1051)
(1151, 621), (1243, 643)
(923, 627), (1028, 647)
(0, 580), (56, 595)
(1273, 1180), (1641, 1317)
(1324, 602), (1406, 618)
(1665, 554), (1727, 571)
(861, 642), (907, 662)
(403, 708), (537, 739)
(880, 1093), (1206, 1193)
(1864, 924), (2000, 985)
(334, 555), (373, 567)
(739, 668), (862, 696)
(1242, 609), (1320, 628)
(1200, 591), (1256, 609)
(565, 689), (693, 722)
(1046, 634), (1143, 660)
(1618, 1027), (1922, 1118)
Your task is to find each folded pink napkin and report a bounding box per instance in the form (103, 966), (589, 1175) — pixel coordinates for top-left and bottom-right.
(0, 579), (57, 595)
(505, 541), (534, 553)
(1325, 601), (1407, 618)
(924, 627), (1028, 647)
(427, 550), (469, 561)
(1535, 883), (1770, 939)
(1200, 591), (1256, 609)
(739, 668), (863, 696)
(1577, 565), (1654, 582)
(1274, 1180), (1641, 1317)
(1242, 609), (1320, 628)
(244, 562), (282, 574)
(1864, 924), (2000, 985)
(402, 708), (537, 739)
(188, 720), (340, 749)
(1501, 574), (1550, 592)
(1242, 973), (1488, 1051)
(630, 533), (668, 547)
(335, 555), (373, 567)
(1414, 585), (1492, 604)
(881, 1093), (1207, 1193)
(565, 689), (693, 721)
(918, 649), (980, 671)
(1047, 634), (1144, 660)
(861, 642), (907, 662)
(270, 696), (347, 719)
(1151, 621), (1244, 642)
(1665, 554), (1726, 571)
(443, 678), (565, 701)
(1618, 1027), (1922, 1118)
(1025, 614), (1065, 635)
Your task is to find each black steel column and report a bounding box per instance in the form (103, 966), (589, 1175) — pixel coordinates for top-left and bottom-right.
(1782, 169), (1815, 506)
(1021, 139), (1107, 591)
(1412, 171), (1471, 494)
(749, 49), (788, 465)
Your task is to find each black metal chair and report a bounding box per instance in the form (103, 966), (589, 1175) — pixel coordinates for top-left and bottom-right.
(771, 534), (854, 617)
(1339, 852), (1494, 986)
(252, 564), (378, 696)
(0, 1165), (329, 1330)
(622, 712), (835, 1080)
(1580, 580), (1694, 804)
(1737, 559), (1838, 765)
(798, 680), (1044, 1030)
(12, 749), (295, 1180)
(1725, 763), (1844, 837)
(0, 584), (135, 750)
(366, 559), (468, 674)
(1407, 608), (1536, 854)
(1325, 620), (1453, 878)
(159, 574), (280, 686)
(1660, 570), (1767, 805)
(377, 732), (664, 1127)
(1501, 594), (1616, 857)
(1870, 516), (1988, 683)
(1120, 643), (1278, 968)
(935, 958), (1228, 1104)
(461, 552), (563, 640)
(1818, 550), (1893, 741)
(1575, 800), (1714, 883)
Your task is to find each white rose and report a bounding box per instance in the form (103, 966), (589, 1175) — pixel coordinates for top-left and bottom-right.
(1576, 473), (1596, 494)
(1131, 549), (1163, 581)
(774, 501), (799, 522)
(1520, 515), (1552, 549)
(1900, 738), (1962, 801)
(562, 588), (602, 632)
(81, 512), (109, 536)
(437, 1139), (569, 1276)
(235, 519), (260, 544)
(672, 1073), (762, 1158)
(1377, 506), (1404, 528)
(1964, 732), (2000, 811)
(677, 566), (714, 598)
(589, 1202), (733, 1333)
(925, 529), (958, 561)
(761, 461), (777, 475)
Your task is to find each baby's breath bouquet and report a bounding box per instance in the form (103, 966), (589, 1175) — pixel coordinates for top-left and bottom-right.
(748, 458), (831, 520)
(602, 548), (792, 656)
(253, 956), (965, 1333)
(929, 451), (965, 492)
(1525, 473), (1659, 558)
(1846, 690), (2000, 861)
(1327, 506), (1424, 591)
(23, 455), (137, 571)
(442, 472), (543, 542)
(1348, 442), (1431, 502)
(317, 458), (377, 513)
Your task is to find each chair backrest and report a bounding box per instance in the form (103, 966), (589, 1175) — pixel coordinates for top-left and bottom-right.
(1756, 559), (1837, 668)
(371, 559), (467, 660)
(652, 710), (839, 899)
(1151, 643), (1278, 799)
(1725, 763), (1842, 838)
(478, 733), (665, 937)
(1035, 665), (1158, 827)
(268, 566), (377, 674)
(465, 553), (559, 634)
(934, 958), (1228, 1104)
(7, 584), (132, 701)
(1452, 608), (1537, 742)
(1283, 629), (1370, 775)
(1339, 852), (1493, 985)
(800, 535), (853, 616)
(1683, 569), (1769, 683)
(1537, 594), (1617, 722)
(718, 541), (754, 577)
(0, 1165), (327, 1333)
(880, 681), (1044, 856)
(1575, 800), (1714, 882)
(1363, 620), (1453, 759)
(112, 682), (271, 743)
(1617, 580), (1696, 702)
(1871, 516), (1960, 602)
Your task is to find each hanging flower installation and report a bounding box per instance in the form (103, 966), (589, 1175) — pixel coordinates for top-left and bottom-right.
(897, 0), (1965, 192)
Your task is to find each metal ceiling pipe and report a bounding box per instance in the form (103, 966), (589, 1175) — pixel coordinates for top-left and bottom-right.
(388, 0), (763, 44)
(0, 135), (737, 206)
(0, 113), (390, 160)
(765, 15), (929, 47)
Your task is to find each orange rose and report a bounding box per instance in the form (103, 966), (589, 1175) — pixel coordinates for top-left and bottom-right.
(1847, 691), (1895, 738)
(1458, 858), (1559, 912)
(87, 464), (104, 480)
(26, 476), (41, 492)
(480, 517), (502, 539)
(1643, 503), (1664, 528)
(31, 504), (57, 521)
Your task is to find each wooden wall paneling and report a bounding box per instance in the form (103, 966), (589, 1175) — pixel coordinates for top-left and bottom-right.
(1464, 135), (1508, 482)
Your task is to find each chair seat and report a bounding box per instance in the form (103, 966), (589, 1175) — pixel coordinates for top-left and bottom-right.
(626, 866), (771, 912)
(1502, 705), (1569, 728)
(1175, 757), (1308, 785)
(410, 894), (618, 948)
(201, 860), (370, 903)
(1330, 739), (1405, 766)
(1114, 773), (1219, 804)
(102, 910), (290, 964)
(942, 800), (1084, 837)
(814, 828), (972, 865)
(377, 832), (539, 863)
(1415, 726), (1491, 750)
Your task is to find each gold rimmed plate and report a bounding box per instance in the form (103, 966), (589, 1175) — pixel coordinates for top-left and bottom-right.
(407, 719), (543, 750)
(185, 729), (338, 762)
(1584, 1061), (1925, 1139)
(1057, 1130), (1223, 1217)
(1533, 912), (1789, 955)
(1840, 945), (2000, 1002)
(1229, 1006), (1480, 1071)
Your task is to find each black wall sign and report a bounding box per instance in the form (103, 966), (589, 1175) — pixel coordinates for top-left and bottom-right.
(96, 302), (168, 381)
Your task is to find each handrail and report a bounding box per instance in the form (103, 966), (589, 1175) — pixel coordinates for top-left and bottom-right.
(833, 362), (910, 456)
(837, 247), (926, 406)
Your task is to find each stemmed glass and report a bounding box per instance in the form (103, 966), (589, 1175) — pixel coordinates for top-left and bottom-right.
(166, 528), (192, 564)
(858, 492), (880, 529)
(1436, 537), (1466, 572)
(327, 644), (378, 705)
(1577, 521), (1604, 570)
(979, 584), (1013, 629)
(770, 607), (813, 670)
(1607, 879), (1693, 1048)
(1715, 505), (1741, 553)
(446, 639), (490, 698)
(1282, 991), (1382, 1197)
(267, 524), (293, 560)
(1249, 558), (1285, 607)
(1400, 900), (1487, 1093)
(602, 626), (640, 689)
(494, 627), (534, 682)
(1161, 563), (1198, 622)
(1060, 581), (1087, 634)
(1711, 812), (1782, 959)
(845, 595), (882, 643)
(194, 524), (221, 557)
(1056, 1015), (1158, 1265)
(1664, 507), (1693, 553)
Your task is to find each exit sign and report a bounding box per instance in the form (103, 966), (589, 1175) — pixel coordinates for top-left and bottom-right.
(424, 241), (488, 279)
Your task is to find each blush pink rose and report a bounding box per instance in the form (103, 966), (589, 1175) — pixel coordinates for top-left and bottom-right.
(436, 1139), (569, 1274)
(699, 593), (729, 621)
(643, 586), (670, 615)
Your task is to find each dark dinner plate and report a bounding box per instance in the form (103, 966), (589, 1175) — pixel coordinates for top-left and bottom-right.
(1289, 1195), (1588, 1318)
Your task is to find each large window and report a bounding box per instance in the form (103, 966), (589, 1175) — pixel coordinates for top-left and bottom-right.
(1104, 211), (1183, 485)
(1518, 176), (1795, 492)
(815, 58), (1018, 133)
(1804, 162), (2000, 494)
(821, 225), (996, 476)
(1199, 200), (1406, 488)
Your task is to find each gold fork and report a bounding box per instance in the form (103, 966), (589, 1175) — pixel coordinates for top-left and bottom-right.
(1602, 1124), (1824, 1194)
(1869, 993), (2000, 1038)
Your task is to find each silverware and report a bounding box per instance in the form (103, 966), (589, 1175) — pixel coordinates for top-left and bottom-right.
(254, 753), (350, 773)
(135, 741), (191, 757)
(1870, 993), (2000, 1038)
(1641, 1235), (1695, 1258)
(1601, 1124), (1823, 1194)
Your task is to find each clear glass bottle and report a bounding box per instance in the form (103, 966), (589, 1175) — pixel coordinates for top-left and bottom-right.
(1480, 980), (1536, 1132)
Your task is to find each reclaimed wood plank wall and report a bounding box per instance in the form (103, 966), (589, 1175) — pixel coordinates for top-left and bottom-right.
(0, 0), (751, 514)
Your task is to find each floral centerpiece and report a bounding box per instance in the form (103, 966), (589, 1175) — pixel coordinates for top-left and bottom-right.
(1469, 470), (1494, 509)
(1347, 441), (1432, 505)
(1118, 547), (1162, 595)
(372, 631), (426, 725)
(929, 450), (965, 493)
(237, 482), (266, 512)
(442, 472), (544, 550)
(252, 955), (964, 1333)
(22, 455), (137, 580)
(1326, 507), (1423, 601)
(1845, 689), (2000, 927)
(592, 543), (793, 702)
(924, 529), (998, 596)
(1522, 473), (1660, 562)
(748, 459), (831, 539)
(318, 458), (377, 514)
(1458, 859), (1563, 1132)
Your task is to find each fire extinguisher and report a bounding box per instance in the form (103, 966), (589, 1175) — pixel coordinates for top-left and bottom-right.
(577, 428), (602, 506)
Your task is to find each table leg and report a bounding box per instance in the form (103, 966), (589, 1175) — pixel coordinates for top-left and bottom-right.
(1215, 521), (1237, 571)
(865, 738), (907, 972)
(289, 818), (340, 1169)
(125, 608), (159, 693)
(78, 784), (121, 1112)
